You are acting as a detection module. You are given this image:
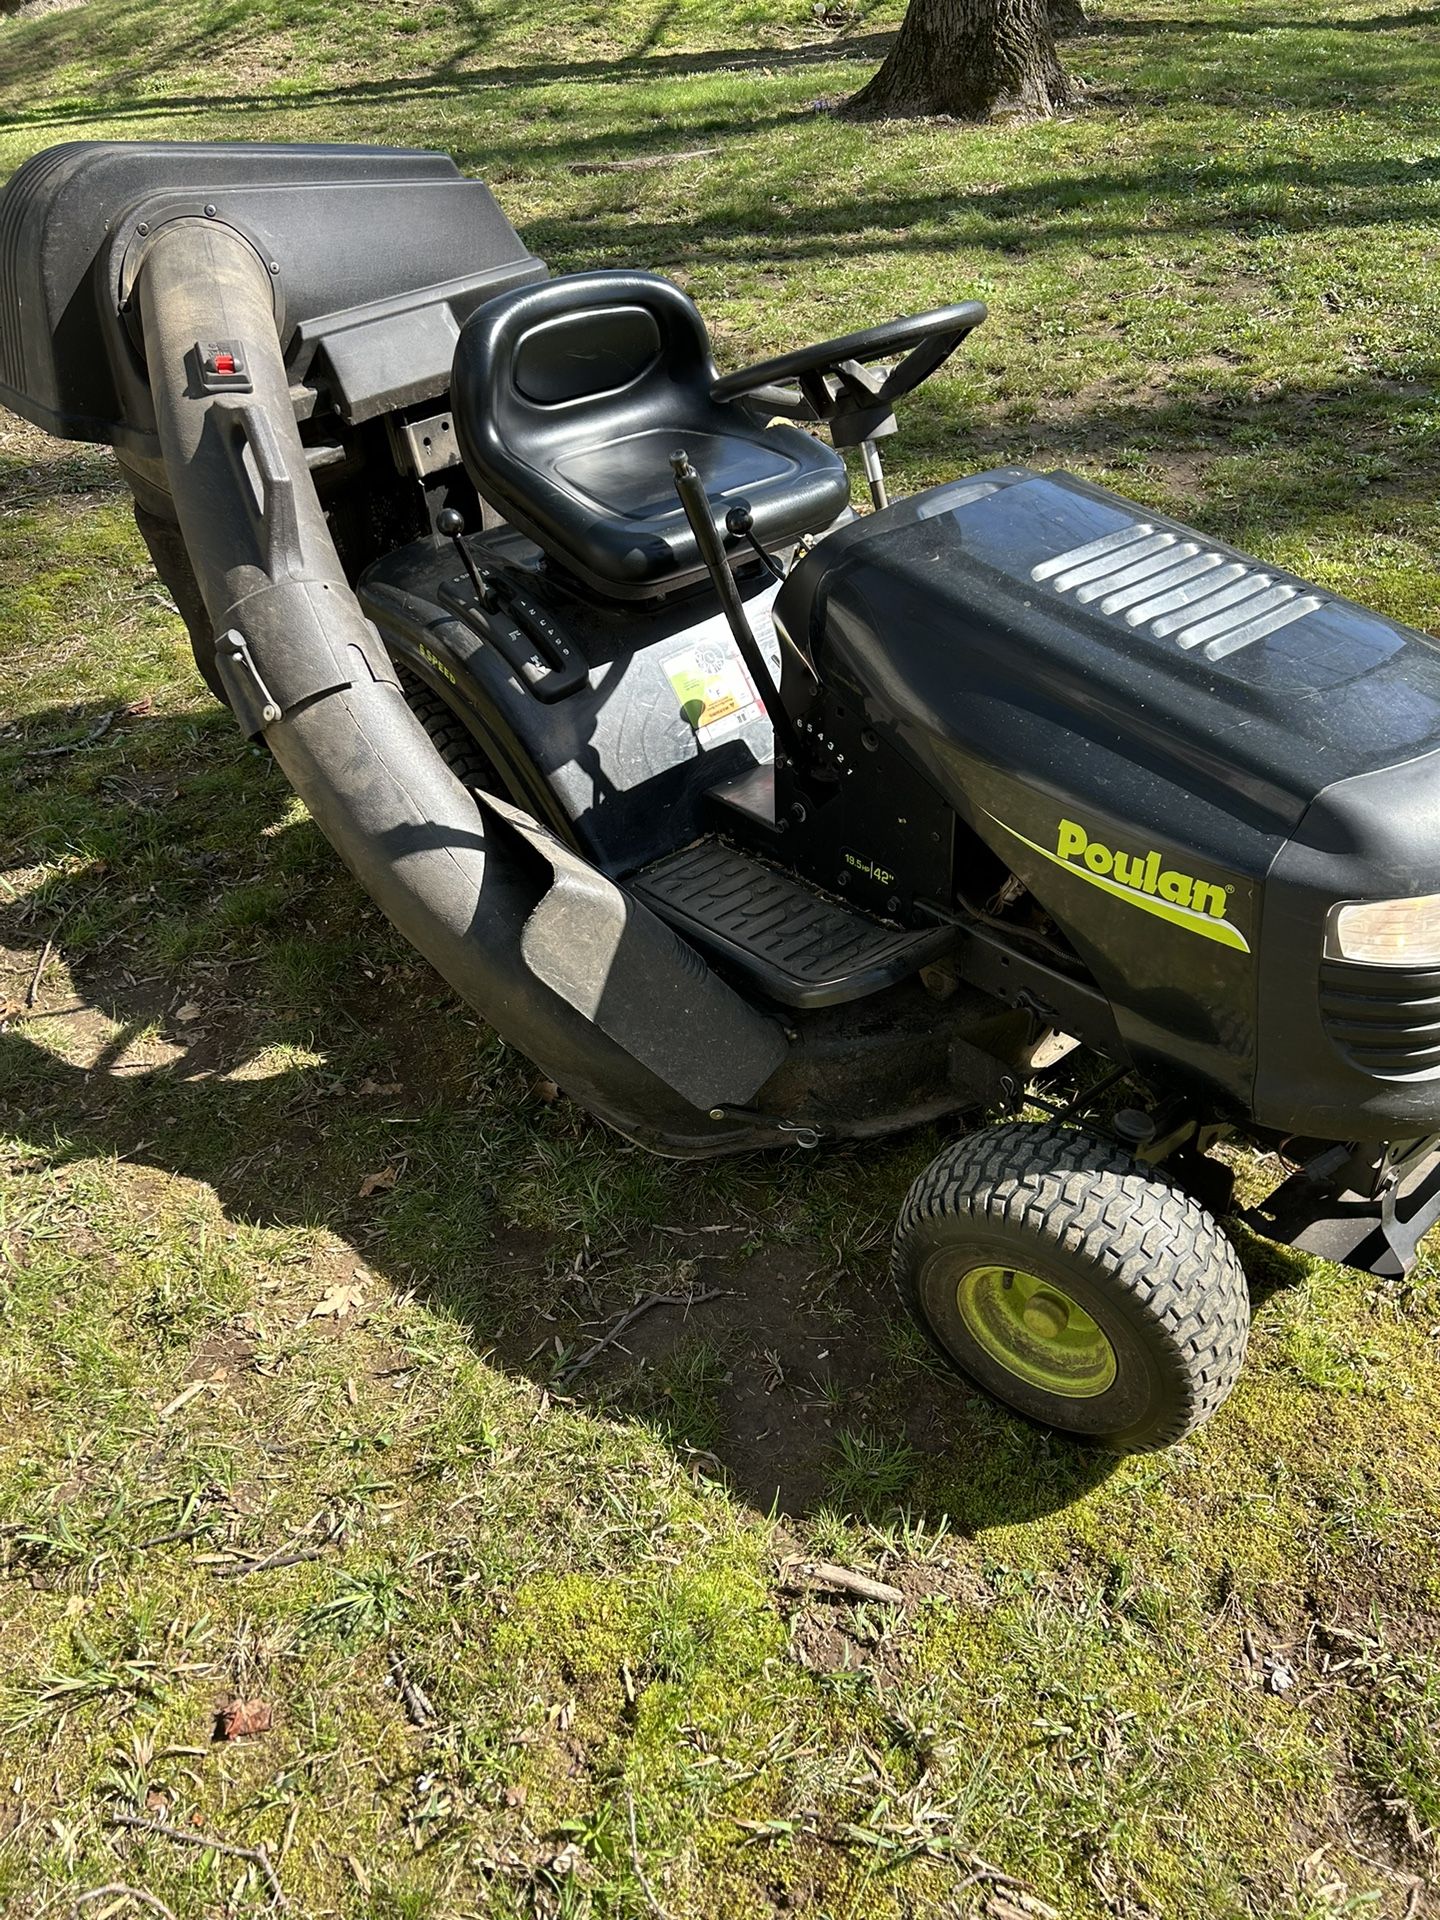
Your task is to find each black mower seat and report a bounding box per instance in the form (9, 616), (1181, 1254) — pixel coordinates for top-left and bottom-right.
(451, 270), (851, 597)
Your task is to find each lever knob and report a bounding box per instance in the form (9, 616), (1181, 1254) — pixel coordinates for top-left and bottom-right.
(436, 506), (497, 611)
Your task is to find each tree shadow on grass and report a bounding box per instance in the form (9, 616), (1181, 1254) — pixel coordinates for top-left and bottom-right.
(519, 148), (1440, 276)
(4, 0), (1437, 140)
(0, 30), (896, 135)
(900, 368), (1440, 554)
(1095, 5), (1440, 35)
(0, 703), (1115, 1531)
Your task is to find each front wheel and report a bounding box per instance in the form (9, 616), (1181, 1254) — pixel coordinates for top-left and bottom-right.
(892, 1123), (1250, 1451)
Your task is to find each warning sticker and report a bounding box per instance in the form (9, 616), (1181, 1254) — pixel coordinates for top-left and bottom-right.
(664, 640), (766, 745)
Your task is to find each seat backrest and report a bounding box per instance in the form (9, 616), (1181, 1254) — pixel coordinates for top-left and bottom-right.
(453, 270), (716, 515)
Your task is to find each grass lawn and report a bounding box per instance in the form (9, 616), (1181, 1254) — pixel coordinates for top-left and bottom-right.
(3, 0), (1440, 1913)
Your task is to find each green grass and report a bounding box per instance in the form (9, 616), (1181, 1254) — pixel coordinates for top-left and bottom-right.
(3, 0), (1440, 1913)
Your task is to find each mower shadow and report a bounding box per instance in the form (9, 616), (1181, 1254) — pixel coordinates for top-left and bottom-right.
(1, 700), (1120, 1529)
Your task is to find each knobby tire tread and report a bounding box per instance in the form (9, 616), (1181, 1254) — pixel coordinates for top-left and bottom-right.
(893, 1122), (1250, 1445)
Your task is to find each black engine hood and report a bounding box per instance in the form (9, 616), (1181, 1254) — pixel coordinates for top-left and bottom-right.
(778, 467), (1440, 842)
(776, 468), (1440, 1136)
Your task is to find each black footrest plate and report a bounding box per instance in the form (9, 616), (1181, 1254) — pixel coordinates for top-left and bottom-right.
(632, 840), (951, 1008)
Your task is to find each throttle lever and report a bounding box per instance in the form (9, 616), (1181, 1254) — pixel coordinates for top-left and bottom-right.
(724, 504), (784, 583)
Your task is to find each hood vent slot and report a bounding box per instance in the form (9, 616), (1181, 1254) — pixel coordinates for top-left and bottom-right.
(1035, 521), (1322, 661)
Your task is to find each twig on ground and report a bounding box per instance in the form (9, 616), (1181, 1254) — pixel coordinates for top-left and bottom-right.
(26, 709), (116, 758)
(25, 935), (53, 1008)
(212, 1541), (336, 1581)
(157, 1379), (210, 1422)
(387, 1645), (434, 1727)
(977, 1894), (1060, 1920)
(571, 146), (718, 174)
(781, 1558), (906, 1605)
(72, 1887), (179, 1919)
(108, 1813), (288, 1909)
(625, 1793), (673, 1920)
(21, 876), (107, 1010)
(1349, 1850), (1425, 1920)
(944, 1855), (1059, 1914)
(560, 1288), (725, 1380)
(135, 1526), (203, 1551)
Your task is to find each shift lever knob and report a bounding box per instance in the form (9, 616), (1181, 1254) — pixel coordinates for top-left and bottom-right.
(436, 507), (497, 610)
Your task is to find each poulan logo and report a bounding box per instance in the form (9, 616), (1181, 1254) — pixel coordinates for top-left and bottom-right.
(1057, 819), (1229, 918)
(987, 812), (1250, 954)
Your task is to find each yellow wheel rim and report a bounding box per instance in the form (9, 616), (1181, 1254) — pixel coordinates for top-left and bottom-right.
(954, 1264), (1117, 1399)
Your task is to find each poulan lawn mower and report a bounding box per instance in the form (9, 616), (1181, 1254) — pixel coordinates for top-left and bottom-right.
(7, 139), (1440, 1452)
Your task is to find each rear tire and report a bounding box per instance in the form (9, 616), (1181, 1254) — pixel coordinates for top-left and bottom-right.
(396, 666), (499, 795)
(892, 1122), (1249, 1450)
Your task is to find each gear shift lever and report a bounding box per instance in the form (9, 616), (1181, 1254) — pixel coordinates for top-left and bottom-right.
(436, 506), (498, 611)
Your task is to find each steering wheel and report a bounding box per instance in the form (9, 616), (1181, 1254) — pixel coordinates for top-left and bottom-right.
(710, 301), (987, 448)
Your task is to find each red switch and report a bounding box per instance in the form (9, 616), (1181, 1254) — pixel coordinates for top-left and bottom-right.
(194, 341), (250, 390)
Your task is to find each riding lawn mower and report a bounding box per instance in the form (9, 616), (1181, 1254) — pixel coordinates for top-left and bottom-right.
(6, 139), (1440, 1451)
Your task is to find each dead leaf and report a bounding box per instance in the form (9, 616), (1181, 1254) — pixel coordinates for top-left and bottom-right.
(124, 694), (155, 716)
(309, 1282), (365, 1321)
(175, 1002), (202, 1023)
(503, 1784), (527, 1809)
(533, 1078), (560, 1103)
(357, 1164), (399, 1199)
(214, 1698), (272, 1741)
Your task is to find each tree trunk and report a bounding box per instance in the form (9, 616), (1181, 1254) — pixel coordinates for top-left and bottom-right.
(1048, 0), (1085, 33)
(840, 0), (1071, 122)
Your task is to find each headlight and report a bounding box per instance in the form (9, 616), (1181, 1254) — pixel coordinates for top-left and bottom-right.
(1326, 893), (1440, 966)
